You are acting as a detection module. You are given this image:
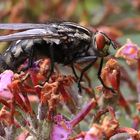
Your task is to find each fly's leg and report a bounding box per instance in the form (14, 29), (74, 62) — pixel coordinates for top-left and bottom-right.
(98, 58), (116, 93)
(75, 56), (97, 93)
(78, 62), (94, 93)
(71, 63), (79, 80)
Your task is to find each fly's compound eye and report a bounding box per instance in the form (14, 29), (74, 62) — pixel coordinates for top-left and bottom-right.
(94, 32), (110, 56)
(95, 32), (106, 50)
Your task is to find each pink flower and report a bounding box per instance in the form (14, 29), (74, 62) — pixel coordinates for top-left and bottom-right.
(115, 39), (140, 65)
(0, 70), (14, 99)
(51, 99), (97, 140)
(51, 115), (72, 140)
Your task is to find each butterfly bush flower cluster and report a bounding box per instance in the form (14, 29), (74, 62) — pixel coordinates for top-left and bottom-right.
(0, 39), (140, 140)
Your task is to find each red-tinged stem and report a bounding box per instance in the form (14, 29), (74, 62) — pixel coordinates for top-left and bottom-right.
(19, 84), (34, 115)
(118, 91), (131, 115)
(29, 70), (40, 86)
(22, 84), (37, 94)
(0, 98), (11, 108)
(8, 84), (29, 113)
(10, 96), (15, 125)
(110, 133), (132, 140)
(115, 127), (137, 136)
(132, 116), (140, 130)
(137, 57), (140, 102)
(70, 98), (97, 127)
(94, 108), (108, 122)
(14, 92), (29, 113)
(107, 106), (116, 117)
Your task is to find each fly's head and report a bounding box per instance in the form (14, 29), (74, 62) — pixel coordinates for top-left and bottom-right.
(93, 31), (117, 57)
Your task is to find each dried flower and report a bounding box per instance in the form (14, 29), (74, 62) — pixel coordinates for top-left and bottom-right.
(115, 39), (140, 65)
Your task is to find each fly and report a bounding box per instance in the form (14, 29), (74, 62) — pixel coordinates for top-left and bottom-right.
(0, 22), (117, 92)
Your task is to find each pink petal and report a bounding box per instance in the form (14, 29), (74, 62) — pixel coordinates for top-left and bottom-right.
(0, 70), (14, 99)
(51, 115), (72, 140)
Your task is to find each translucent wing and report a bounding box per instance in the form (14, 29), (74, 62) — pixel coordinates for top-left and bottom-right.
(0, 28), (62, 42)
(0, 22), (88, 42)
(0, 23), (50, 30)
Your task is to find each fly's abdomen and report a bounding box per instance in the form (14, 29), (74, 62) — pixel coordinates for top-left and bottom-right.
(1, 39), (35, 71)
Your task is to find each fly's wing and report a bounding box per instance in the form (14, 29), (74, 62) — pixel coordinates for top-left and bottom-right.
(0, 23), (60, 41)
(0, 22), (87, 42)
(0, 23), (50, 30)
(0, 28), (64, 42)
